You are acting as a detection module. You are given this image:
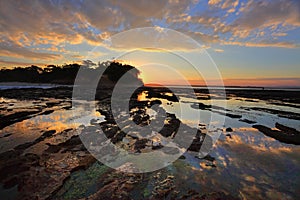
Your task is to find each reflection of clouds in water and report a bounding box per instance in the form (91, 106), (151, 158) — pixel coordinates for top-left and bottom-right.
(0, 109), (80, 153)
(0, 102), (103, 152)
(1, 93), (299, 197)
(30, 110), (81, 131)
(180, 125), (300, 199)
(217, 140), (300, 198)
(224, 129), (296, 153)
(235, 127), (258, 132)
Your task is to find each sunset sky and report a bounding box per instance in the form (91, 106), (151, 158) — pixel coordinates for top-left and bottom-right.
(0, 0), (300, 87)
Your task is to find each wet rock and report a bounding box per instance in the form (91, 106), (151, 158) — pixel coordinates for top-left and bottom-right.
(269, 102), (300, 109)
(14, 130), (56, 151)
(45, 102), (60, 107)
(152, 175), (175, 198)
(0, 153), (40, 188)
(191, 103), (242, 119)
(159, 117), (180, 137)
(149, 99), (162, 107)
(275, 122), (299, 135)
(187, 131), (210, 152)
(203, 155), (215, 162)
(0, 150), (20, 165)
(40, 130), (56, 138)
(253, 124), (300, 145)
(134, 138), (149, 151)
(245, 99), (259, 102)
(80, 167), (143, 200)
(191, 102), (211, 110)
(63, 105), (72, 110)
(226, 127), (233, 132)
(40, 109), (55, 115)
(204, 163), (217, 168)
(64, 135), (82, 146)
(224, 89), (300, 104)
(103, 125), (119, 139)
(0, 161), (30, 182)
(2, 133), (12, 137)
(152, 143), (163, 150)
(44, 135), (85, 154)
(147, 89), (178, 102)
(45, 143), (62, 153)
(0, 110), (41, 129)
(150, 136), (163, 150)
(199, 123), (206, 127)
(127, 133), (139, 139)
(71, 154), (97, 172)
(14, 142), (35, 151)
(111, 131), (127, 144)
(90, 118), (98, 125)
(243, 107), (300, 120)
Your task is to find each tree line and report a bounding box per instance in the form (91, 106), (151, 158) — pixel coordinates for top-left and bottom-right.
(0, 61), (141, 85)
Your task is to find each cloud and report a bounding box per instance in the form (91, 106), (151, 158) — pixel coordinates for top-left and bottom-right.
(113, 0), (167, 18)
(214, 48), (224, 52)
(0, 39), (62, 60)
(232, 0), (300, 38)
(185, 31), (220, 44)
(221, 0), (239, 9)
(71, 55), (85, 59)
(272, 32), (288, 37)
(0, 0), (299, 67)
(107, 27), (201, 51)
(0, 59), (47, 67)
(222, 40), (298, 48)
(0, 0), (199, 63)
(79, 1), (123, 30)
(208, 0), (222, 6)
(207, 0), (239, 13)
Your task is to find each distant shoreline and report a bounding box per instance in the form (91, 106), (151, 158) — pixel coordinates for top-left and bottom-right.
(144, 84), (300, 91)
(0, 82), (299, 91)
(0, 82), (72, 90)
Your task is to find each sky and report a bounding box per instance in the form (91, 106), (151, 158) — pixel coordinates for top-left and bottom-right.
(0, 0), (300, 87)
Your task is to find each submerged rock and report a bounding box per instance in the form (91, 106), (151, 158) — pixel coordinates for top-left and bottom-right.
(239, 118), (256, 124)
(243, 107), (300, 120)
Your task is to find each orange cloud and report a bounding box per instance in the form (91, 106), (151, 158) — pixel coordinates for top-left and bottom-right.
(0, 41), (63, 60)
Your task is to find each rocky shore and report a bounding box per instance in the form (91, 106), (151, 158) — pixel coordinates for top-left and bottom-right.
(0, 86), (299, 199)
(0, 86), (222, 199)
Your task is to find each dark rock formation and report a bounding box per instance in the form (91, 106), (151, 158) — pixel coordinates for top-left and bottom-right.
(253, 124), (300, 145)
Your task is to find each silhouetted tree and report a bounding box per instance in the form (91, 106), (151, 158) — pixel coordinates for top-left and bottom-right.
(0, 61), (141, 86)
